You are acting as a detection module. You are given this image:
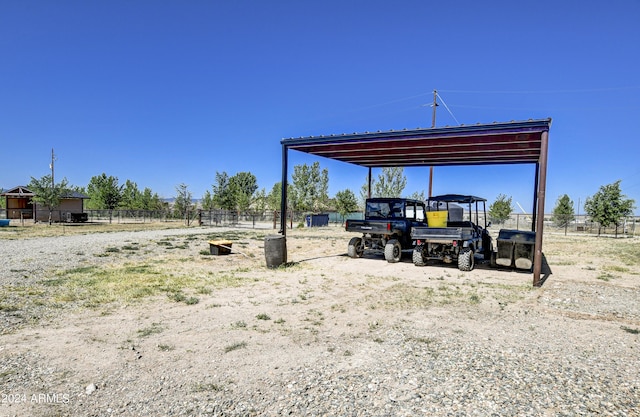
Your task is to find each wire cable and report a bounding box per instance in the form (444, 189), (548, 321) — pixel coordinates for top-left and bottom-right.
(438, 86), (640, 94)
(435, 92), (460, 125)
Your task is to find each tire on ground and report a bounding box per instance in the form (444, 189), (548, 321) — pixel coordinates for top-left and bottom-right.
(413, 243), (426, 266)
(458, 248), (475, 271)
(348, 236), (364, 258)
(384, 239), (402, 263)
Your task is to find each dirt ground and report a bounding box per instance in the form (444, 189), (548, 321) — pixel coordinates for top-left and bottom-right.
(1, 225), (639, 416)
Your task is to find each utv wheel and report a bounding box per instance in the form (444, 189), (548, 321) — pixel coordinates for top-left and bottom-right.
(413, 244), (426, 266)
(347, 237), (364, 258)
(458, 248), (475, 271)
(384, 239), (402, 263)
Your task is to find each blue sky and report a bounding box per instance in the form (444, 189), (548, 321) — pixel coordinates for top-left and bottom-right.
(2, 0), (639, 214)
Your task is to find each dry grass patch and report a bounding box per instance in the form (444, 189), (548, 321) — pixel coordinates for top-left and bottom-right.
(14, 262), (257, 313)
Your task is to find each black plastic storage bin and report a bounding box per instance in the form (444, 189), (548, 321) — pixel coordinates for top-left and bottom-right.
(495, 229), (536, 270)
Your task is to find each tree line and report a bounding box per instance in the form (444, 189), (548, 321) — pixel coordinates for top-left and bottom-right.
(20, 164), (414, 221)
(488, 181), (635, 236)
(10, 163), (636, 231)
(551, 180), (635, 236)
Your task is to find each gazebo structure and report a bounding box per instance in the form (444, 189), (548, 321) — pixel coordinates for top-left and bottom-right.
(1, 186), (35, 219)
(279, 118), (552, 286)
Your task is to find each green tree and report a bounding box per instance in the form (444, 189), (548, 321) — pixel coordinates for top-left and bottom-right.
(374, 167), (406, 198)
(361, 168), (407, 202)
(212, 171), (234, 210)
(552, 194), (575, 235)
(86, 174), (122, 210)
(120, 180), (142, 210)
(173, 183), (193, 219)
(86, 173), (123, 222)
(140, 187), (163, 211)
(407, 190), (426, 201)
(359, 180), (370, 209)
(489, 194), (513, 224)
(266, 182), (283, 211)
(291, 162), (329, 212)
(28, 174), (70, 224)
(334, 189), (359, 224)
(253, 188), (267, 213)
(229, 172), (258, 212)
(201, 190), (215, 211)
(584, 180), (635, 237)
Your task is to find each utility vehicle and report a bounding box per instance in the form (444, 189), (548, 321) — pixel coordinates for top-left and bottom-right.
(345, 198), (427, 263)
(411, 194), (492, 271)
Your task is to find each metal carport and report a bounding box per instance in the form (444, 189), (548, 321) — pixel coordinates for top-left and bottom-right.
(279, 118), (552, 286)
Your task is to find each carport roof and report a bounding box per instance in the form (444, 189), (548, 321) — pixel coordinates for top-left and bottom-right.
(279, 118), (552, 286)
(281, 118), (552, 168)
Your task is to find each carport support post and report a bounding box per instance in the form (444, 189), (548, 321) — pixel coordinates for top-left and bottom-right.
(280, 143), (288, 238)
(532, 162), (539, 232)
(367, 167), (372, 199)
(533, 130), (549, 287)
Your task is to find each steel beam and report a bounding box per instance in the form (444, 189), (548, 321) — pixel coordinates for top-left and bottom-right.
(279, 143), (288, 237)
(533, 130), (549, 286)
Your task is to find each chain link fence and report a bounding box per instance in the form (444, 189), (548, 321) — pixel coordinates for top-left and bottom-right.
(1, 208), (638, 236)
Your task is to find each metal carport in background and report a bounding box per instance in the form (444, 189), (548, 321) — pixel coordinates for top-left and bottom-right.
(280, 118), (552, 286)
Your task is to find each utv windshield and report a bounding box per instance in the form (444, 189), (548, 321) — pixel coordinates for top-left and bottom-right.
(366, 201), (404, 219)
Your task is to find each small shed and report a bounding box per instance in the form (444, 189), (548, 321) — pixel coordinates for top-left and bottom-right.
(1, 186), (35, 219)
(1, 186), (89, 222)
(42, 190), (90, 222)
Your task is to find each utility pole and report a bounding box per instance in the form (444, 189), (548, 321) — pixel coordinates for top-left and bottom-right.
(47, 148), (57, 225)
(50, 148), (56, 188)
(428, 90), (438, 197)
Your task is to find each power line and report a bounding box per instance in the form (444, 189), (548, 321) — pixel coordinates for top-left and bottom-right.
(449, 103), (640, 111)
(439, 86), (640, 94)
(435, 92), (460, 125)
(343, 92), (433, 113)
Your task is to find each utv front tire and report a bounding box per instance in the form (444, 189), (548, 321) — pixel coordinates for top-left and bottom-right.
(458, 248), (475, 271)
(384, 239), (402, 263)
(348, 237), (364, 258)
(413, 244), (426, 266)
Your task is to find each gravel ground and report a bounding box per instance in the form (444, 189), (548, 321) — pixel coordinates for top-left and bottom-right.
(1, 227), (218, 285)
(1, 226), (639, 416)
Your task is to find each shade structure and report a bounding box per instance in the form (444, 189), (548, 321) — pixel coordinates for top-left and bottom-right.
(279, 118), (552, 286)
